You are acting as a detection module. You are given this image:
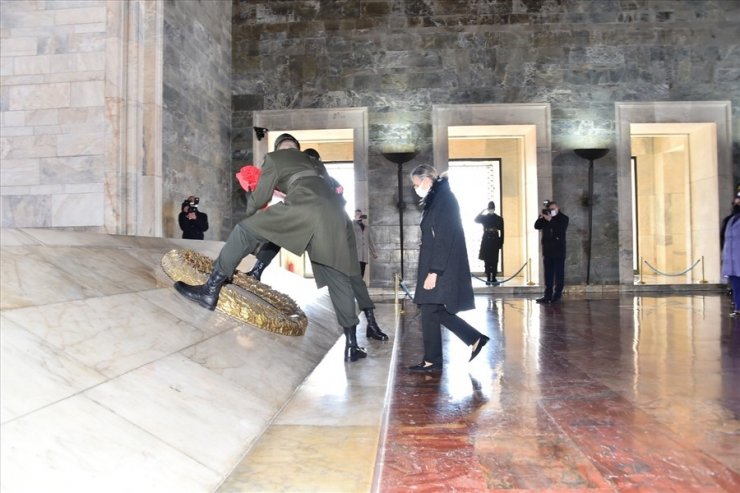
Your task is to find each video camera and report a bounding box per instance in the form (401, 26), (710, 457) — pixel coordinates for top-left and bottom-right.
(542, 199), (551, 216)
(359, 214), (368, 219)
(183, 197), (199, 214)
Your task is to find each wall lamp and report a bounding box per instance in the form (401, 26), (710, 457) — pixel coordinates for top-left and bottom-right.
(382, 150), (418, 279)
(574, 148), (609, 285)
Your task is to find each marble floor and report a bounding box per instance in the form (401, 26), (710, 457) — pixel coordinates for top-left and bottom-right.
(1, 229), (739, 492)
(379, 295), (740, 492)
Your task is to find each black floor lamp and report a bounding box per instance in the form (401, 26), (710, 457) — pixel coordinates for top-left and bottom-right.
(381, 151), (417, 280)
(574, 148), (609, 285)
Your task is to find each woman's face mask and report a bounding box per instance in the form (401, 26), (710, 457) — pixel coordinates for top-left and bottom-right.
(414, 184), (430, 198)
(413, 177), (431, 198)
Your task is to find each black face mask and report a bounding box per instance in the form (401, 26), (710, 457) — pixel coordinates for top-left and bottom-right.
(734, 204), (740, 214)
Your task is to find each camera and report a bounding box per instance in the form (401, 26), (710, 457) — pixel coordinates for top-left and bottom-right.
(542, 199), (551, 216)
(359, 214), (368, 219)
(183, 197), (199, 214)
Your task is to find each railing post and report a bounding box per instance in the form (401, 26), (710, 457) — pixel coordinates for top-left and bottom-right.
(526, 258), (535, 286)
(700, 256), (708, 284)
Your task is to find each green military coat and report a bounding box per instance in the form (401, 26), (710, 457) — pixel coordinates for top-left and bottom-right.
(242, 148), (360, 284)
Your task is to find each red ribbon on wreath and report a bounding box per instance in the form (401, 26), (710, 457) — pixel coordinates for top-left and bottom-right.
(236, 165), (261, 192)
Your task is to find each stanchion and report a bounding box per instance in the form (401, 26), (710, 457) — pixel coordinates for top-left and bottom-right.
(394, 273), (405, 315)
(526, 258), (535, 286)
(638, 256), (645, 284)
(699, 256), (708, 284)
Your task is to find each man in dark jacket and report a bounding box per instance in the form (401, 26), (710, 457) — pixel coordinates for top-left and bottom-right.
(178, 196), (209, 240)
(534, 200), (569, 304)
(174, 134), (369, 362)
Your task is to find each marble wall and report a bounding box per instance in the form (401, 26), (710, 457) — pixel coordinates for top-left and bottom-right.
(231, 0), (740, 286)
(162, 0), (232, 240)
(1, 0), (166, 237)
(1, 0), (109, 230)
(1, 0), (232, 241)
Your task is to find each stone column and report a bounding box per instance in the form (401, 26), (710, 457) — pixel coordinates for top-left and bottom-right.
(105, 0), (164, 236)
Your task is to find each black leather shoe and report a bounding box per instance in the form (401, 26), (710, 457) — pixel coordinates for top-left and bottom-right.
(363, 308), (389, 341)
(408, 361), (443, 372)
(550, 296), (562, 304)
(469, 335), (490, 362)
(366, 325), (389, 341)
(535, 297), (551, 304)
(174, 269), (228, 311)
(344, 346), (368, 362)
(343, 326), (367, 362)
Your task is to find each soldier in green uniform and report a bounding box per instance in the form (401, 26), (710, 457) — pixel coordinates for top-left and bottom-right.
(246, 148), (389, 342)
(174, 133), (368, 362)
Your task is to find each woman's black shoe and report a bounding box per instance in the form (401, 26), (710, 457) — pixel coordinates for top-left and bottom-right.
(469, 335), (490, 362)
(408, 361), (443, 372)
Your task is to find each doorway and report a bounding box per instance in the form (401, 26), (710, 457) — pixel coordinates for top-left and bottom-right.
(433, 104), (552, 285)
(631, 123), (719, 284)
(264, 129), (354, 278)
(253, 108), (369, 278)
(615, 101), (732, 285)
(447, 158), (502, 275)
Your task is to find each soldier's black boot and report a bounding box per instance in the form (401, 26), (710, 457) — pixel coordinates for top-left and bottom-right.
(343, 326), (367, 362)
(246, 259), (268, 281)
(174, 269), (229, 311)
(363, 308), (389, 341)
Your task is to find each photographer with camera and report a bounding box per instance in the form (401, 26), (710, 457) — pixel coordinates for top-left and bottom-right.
(178, 195), (209, 240)
(353, 209), (377, 279)
(534, 200), (569, 304)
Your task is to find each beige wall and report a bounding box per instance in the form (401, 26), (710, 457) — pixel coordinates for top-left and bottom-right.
(1, 0), (110, 229)
(1, 0), (164, 235)
(301, 141), (354, 163)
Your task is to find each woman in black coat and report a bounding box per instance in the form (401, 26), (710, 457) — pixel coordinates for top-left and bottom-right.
(408, 165), (489, 371)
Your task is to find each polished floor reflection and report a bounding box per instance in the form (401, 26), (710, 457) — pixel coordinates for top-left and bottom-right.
(378, 294), (740, 492)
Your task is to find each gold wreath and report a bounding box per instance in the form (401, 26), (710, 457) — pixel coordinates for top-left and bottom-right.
(161, 249), (308, 336)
